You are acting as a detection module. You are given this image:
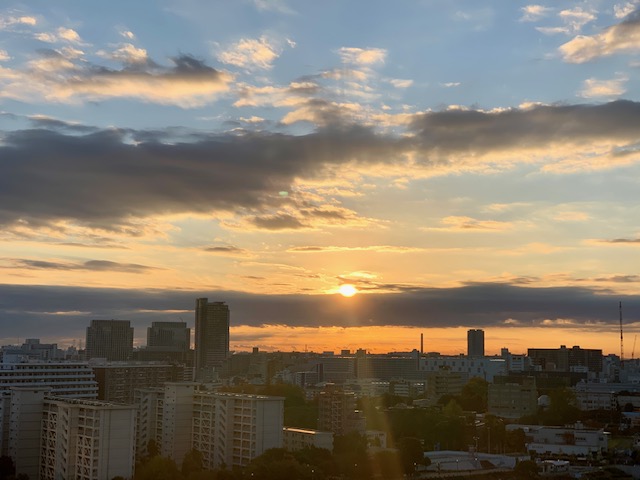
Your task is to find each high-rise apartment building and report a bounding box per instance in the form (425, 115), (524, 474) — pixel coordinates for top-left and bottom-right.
(0, 388), (135, 480)
(467, 329), (485, 357)
(317, 385), (365, 435)
(194, 299), (229, 379)
(135, 383), (284, 468)
(85, 320), (134, 361)
(40, 397), (136, 480)
(148, 321), (190, 351)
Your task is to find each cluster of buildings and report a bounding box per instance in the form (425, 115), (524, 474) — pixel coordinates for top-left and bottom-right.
(0, 299), (639, 478)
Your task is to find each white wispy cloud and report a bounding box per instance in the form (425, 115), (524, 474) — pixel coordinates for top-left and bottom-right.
(338, 47), (386, 66)
(217, 36), (282, 70)
(520, 5), (553, 22)
(560, 14), (640, 62)
(0, 14), (36, 29)
(579, 76), (628, 98)
(614, 2), (640, 19)
(35, 27), (84, 44)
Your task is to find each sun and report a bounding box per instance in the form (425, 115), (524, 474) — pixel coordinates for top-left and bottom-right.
(338, 284), (358, 297)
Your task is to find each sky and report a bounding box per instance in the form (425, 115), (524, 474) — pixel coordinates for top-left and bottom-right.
(1, 0), (640, 355)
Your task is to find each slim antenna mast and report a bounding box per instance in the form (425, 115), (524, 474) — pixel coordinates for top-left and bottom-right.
(620, 301), (624, 367)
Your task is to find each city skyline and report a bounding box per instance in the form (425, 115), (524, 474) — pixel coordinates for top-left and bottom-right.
(0, 1), (639, 354)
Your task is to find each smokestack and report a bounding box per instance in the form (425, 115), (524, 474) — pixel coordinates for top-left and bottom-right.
(420, 333), (424, 355)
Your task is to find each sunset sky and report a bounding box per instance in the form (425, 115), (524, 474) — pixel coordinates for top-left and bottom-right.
(1, 0), (639, 355)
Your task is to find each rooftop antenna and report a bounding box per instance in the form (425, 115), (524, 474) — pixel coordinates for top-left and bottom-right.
(620, 301), (624, 367)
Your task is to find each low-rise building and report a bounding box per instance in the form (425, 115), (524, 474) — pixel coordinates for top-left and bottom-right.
(488, 376), (538, 419)
(283, 427), (333, 451)
(508, 423), (609, 458)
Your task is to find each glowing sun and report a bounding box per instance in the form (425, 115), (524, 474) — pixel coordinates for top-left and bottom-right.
(338, 284), (358, 297)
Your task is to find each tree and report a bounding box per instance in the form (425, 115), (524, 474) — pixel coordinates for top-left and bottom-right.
(459, 378), (488, 412)
(513, 459), (539, 479)
(134, 455), (183, 480)
(0, 456), (14, 480)
(182, 449), (204, 477)
(397, 437), (424, 475)
(147, 439), (160, 458)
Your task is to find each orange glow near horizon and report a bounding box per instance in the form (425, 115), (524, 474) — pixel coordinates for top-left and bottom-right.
(227, 324), (627, 356)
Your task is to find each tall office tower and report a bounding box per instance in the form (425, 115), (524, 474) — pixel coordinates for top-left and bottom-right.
(148, 321), (191, 351)
(467, 329), (485, 357)
(194, 299), (229, 379)
(85, 320), (134, 361)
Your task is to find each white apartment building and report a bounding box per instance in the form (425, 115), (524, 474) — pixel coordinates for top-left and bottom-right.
(419, 356), (507, 382)
(0, 387), (136, 480)
(40, 397), (136, 480)
(192, 391), (284, 468)
(282, 427), (333, 452)
(0, 362), (98, 398)
(136, 383), (285, 469)
(508, 423), (609, 458)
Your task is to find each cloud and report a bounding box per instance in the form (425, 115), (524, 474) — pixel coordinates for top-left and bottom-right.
(0, 50), (9, 61)
(99, 43), (149, 65)
(204, 245), (250, 256)
(119, 29), (136, 40)
(0, 283), (636, 341)
(520, 5), (553, 22)
(288, 245), (426, 253)
(217, 36), (281, 70)
(0, 15), (37, 29)
(4, 258), (157, 273)
(559, 7), (596, 33)
(35, 27), (83, 44)
(579, 76), (628, 98)
(614, 2), (640, 19)
(388, 79), (413, 89)
(0, 51), (232, 107)
(429, 216), (513, 232)
(560, 11), (640, 63)
(338, 47), (386, 66)
(252, 0), (295, 15)
(3, 101), (640, 230)
(599, 237), (640, 244)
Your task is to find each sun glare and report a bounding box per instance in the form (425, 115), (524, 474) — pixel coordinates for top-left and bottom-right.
(338, 284), (358, 297)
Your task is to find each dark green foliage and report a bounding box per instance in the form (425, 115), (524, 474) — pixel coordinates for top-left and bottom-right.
(513, 460), (539, 479)
(396, 437), (424, 474)
(134, 455), (183, 480)
(0, 457), (14, 480)
(182, 449), (204, 477)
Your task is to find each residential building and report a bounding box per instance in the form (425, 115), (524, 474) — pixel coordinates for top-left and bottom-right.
(488, 376), (538, 419)
(528, 345), (603, 375)
(40, 397), (136, 480)
(91, 362), (187, 404)
(135, 383), (284, 468)
(317, 385), (365, 435)
(508, 423), (609, 458)
(85, 320), (134, 361)
(467, 329), (485, 357)
(194, 299), (230, 380)
(192, 391), (284, 468)
(0, 362), (97, 398)
(419, 355), (506, 382)
(283, 427), (333, 451)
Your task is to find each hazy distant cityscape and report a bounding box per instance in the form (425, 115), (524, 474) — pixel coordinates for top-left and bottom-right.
(0, 298), (639, 479)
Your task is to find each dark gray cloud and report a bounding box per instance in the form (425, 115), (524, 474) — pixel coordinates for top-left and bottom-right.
(0, 283), (637, 344)
(409, 100), (640, 157)
(2, 101), (640, 229)
(204, 245), (248, 255)
(601, 238), (640, 244)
